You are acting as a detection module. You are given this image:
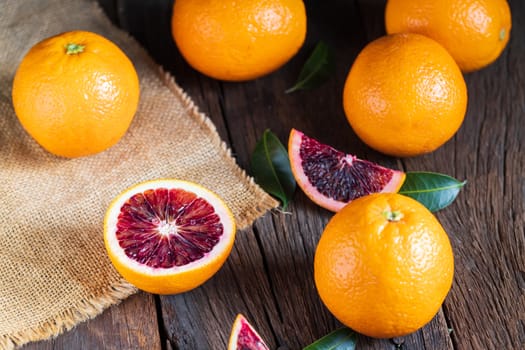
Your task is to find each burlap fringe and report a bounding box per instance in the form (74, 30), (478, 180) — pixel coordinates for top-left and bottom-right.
(0, 281), (137, 350)
(157, 68), (279, 229)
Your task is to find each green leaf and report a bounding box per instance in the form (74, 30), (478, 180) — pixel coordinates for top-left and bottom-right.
(286, 41), (336, 93)
(303, 327), (357, 350)
(250, 129), (296, 209)
(399, 172), (466, 212)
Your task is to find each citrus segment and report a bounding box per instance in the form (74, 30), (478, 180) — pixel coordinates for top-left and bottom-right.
(288, 129), (405, 212)
(104, 179), (236, 295)
(227, 314), (269, 350)
(314, 193), (454, 338)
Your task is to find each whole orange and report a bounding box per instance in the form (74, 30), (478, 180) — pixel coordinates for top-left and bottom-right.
(171, 0), (306, 81)
(342, 33), (467, 157)
(12, 31), (140, 158)
(385, 0), (512, 72)
(314, 193), (454, 338)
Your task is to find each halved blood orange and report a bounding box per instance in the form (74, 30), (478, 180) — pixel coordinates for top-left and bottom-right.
(227, 314), (269, 350)
(104, 179), (236, 295)
(288, 129), (406, 212)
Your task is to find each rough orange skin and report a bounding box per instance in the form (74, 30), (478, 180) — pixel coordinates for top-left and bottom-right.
(343, 33), (467, 157)
(314, 193), (454, 339)
(171, 0), (306, 81)
(12, 31), (140, 158)
(385, 0), (512, 72)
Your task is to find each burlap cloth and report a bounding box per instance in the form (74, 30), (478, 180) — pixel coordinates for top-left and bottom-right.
(0, 1), (278, 348)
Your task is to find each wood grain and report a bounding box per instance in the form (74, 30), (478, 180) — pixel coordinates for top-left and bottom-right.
(21, 0), (524, 349)
(21, 293), (161, 350)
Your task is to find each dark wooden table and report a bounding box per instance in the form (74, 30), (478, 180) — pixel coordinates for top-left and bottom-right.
(22, 0), (524, 349)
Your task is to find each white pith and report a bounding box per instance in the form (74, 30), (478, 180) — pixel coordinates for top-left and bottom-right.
(104, 179), (236, 276)
(158, 221), (178, 236)
(343, 154), (355, 166)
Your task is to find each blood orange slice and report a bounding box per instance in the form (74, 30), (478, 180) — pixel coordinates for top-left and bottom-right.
(227, 314), (269, 350)
(288, 129), (406, 212)
(104, 179), (236, 295)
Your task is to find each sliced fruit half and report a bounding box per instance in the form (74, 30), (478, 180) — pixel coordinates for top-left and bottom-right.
(228, 314), (270, 350)
(104, 179), (236, 295)
(288, 129), (406, 212)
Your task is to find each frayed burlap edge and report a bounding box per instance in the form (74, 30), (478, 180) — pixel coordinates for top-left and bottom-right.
(0, 280), (137, 350)
(158, 68), (279, 229)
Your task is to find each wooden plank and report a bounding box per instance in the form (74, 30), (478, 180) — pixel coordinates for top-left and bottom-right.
(159, 225), (282, 349)
(20, 292), (162, 350)
(96, 0), (119, 25)
(398, 1), (525, 348)
(431, 3), (525, 347)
